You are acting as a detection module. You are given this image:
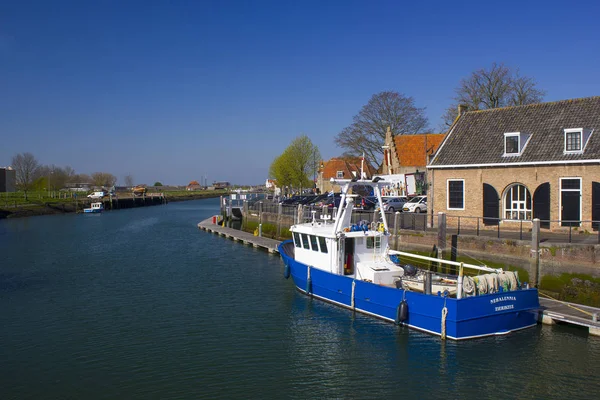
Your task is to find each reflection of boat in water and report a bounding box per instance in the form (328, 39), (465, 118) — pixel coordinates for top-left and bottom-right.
(83, 202), (104, 213)
(278, 178), (539, 340)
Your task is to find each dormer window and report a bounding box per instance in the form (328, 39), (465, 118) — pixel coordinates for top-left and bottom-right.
(565, 130), (581, 151)
(503, 132), (530, 157)
(336, 171), (344, 178)
(564, 128), (592, 154)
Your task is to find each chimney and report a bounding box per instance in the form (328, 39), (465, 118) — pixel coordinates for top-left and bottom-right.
(457, 104), (468, 116)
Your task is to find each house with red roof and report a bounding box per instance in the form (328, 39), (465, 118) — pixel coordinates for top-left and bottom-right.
(317, 156), (376, 194)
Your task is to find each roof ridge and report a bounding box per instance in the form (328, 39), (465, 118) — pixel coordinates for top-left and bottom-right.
(464, 96), (600, 115)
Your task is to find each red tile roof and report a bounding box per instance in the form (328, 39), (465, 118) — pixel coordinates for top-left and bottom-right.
(321, 156), (376, 179)
(393, 134), (445, 167)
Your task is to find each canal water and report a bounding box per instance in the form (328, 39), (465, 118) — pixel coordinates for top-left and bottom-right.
(1, 198), (599, 399)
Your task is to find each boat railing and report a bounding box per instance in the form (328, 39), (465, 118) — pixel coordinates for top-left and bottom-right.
(387, 249), (515, 299)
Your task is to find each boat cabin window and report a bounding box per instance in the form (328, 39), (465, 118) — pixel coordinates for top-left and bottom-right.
(318, 236), (328, 253)
(293, 232), (301, 248)
(310, 235), (319, 251)
(301, 234), (310, 249)
(366, 236), (381, 249)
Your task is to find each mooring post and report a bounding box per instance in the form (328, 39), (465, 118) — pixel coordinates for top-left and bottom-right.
(394, 211), (400, 250)
(258, 201), (263, 226)
(437, 212), (447, 266)
(531, 218), (541, 287)
(228, 196), (232, 228)
(243, 200), (249, 231)
(277, 203), (282, 239)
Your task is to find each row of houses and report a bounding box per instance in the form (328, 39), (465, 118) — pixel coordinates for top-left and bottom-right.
(270, 96), (600, 231)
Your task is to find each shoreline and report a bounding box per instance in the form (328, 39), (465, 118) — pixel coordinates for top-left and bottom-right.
(0, 192), (222, 219)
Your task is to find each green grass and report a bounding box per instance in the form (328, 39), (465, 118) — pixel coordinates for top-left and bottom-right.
(540, 273), (600, 307)
(0, 189), (227, 209)
(243, 220), (291, 241)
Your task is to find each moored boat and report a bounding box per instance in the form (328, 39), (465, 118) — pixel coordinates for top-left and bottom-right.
(83, 202), (104, 213)
(278, 178), (539, 340)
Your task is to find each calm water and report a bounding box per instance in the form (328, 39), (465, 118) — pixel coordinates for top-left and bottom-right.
(1, 198), (599, 399)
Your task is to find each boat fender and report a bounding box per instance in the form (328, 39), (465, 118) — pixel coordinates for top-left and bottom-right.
(284, 263), (291, 279)
(306, 277), (312, 294)
(395, 300), (408, 324)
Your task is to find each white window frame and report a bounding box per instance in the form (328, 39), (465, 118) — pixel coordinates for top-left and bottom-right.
(336, 171), (344, 178)
(559, 177), (582, 227)
(564, 128), (583, 153)
(446, 179), (465, 210)
(504, 132), (521, 156)
(503, 183), (532, 221)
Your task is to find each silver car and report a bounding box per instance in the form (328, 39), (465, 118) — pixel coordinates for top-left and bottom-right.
(382, 197), (408, 213)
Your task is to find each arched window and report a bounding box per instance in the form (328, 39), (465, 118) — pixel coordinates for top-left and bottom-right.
(504, 184), (532, 220)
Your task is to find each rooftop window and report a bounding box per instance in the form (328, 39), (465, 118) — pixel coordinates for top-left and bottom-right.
(564, 128), (593, 154)
(503, 132), (531, 157)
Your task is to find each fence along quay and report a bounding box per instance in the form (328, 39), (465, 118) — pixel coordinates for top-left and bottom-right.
(201, 194), (600, 338)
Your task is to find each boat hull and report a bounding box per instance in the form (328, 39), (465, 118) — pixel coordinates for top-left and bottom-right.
(83, 209), (103, 213)
(279, 241), (539, 340)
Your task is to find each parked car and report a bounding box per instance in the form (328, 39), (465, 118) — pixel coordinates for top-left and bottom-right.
(315, 193), (342, 208)
(360, 196), (378, 210)
(305, 194), (329, 206)
(402, 195), (427, 213)
(382, 197), (408, 212)
(87, 191), (106, 199)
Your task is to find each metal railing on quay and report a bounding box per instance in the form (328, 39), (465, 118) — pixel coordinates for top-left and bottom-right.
(239, 198), (600, 245)
(443, 215), (600, 244)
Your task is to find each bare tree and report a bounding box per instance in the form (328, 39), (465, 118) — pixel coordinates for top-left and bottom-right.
(335, 91), (429, 167)
(91, 172), (117, 188)
(510, 69), (545, 107)
(11, 152), (39, 200)
(441, 63), (546, 128)
(124, 174), (134, 188)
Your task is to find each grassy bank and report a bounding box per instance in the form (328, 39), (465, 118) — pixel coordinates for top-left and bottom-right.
(0, 190), (227, 219)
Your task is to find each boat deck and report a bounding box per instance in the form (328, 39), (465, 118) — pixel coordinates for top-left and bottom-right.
(539, 296), (600, 336)
(197, 217), (280, 254)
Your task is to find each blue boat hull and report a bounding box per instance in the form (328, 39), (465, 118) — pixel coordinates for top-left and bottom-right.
(279, 241), (539, 340)
(83, 209), (103, 213)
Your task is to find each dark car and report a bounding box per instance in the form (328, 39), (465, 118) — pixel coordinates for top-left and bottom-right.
(316, 193), (342, 208)
(280, 196), (302, 205)
(360, 196), (378, 210)
(305, 194), (329, 206)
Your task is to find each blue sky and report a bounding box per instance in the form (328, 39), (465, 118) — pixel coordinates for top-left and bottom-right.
(1, 0), (599, 186)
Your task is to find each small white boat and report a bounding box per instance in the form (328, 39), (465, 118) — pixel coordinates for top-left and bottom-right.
(83, 202), (104, 213)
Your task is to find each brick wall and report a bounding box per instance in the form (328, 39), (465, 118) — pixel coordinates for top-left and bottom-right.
(430, 164), (600, 230)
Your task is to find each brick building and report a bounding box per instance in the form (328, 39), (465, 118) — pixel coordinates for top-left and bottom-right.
(317, 156), (376, 194)
(428, 97), (600, 230)
(382, 128), (446, 175)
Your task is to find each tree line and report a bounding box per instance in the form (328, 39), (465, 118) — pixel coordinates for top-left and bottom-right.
(270, 62), (545, 190)
(10, 152), (127, 200)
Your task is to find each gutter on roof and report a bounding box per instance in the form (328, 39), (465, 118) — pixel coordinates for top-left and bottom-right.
(427, 159), (600, 169)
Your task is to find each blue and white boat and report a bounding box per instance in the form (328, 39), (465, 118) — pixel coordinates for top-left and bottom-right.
(83, 202), (104, 213)
(278, 178), (539, 340)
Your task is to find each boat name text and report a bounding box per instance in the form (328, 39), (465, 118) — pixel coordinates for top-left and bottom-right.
(490, 296), (516, 304)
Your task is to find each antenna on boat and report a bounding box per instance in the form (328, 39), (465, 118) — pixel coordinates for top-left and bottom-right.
(311, 210), (317, 224)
